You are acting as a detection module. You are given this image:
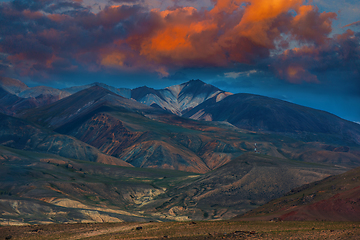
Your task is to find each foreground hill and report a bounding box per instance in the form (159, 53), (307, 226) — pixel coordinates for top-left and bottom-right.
(237, 165), (360, 221)
(148, 153), (345, 220)
(0, 146), (196, 225)
(0, 147), (344, 225)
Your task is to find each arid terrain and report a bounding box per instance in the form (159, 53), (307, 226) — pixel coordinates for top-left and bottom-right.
(1, 221), (360, 239)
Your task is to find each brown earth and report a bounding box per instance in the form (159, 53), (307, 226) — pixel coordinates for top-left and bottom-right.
(237, 166), (360, 222)
(0, 221), (359, 240)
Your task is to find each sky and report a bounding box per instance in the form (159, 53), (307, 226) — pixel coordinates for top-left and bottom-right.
(0, 0), (359, 122)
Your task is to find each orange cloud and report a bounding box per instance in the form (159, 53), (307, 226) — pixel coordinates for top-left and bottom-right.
(101, 51), (126, 67)
(234, 0), (303, 47)
(138, 8), (219, 65)
(342, 20), (360, 28)
(290, 5), (336, 45)
(107, 0), (337, 73)
(286, 65), (319, 83)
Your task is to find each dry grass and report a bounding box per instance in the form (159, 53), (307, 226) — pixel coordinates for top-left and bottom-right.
(1, 220), (359, 240)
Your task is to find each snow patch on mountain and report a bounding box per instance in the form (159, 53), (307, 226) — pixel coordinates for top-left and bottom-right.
(132, 80), (233, 116)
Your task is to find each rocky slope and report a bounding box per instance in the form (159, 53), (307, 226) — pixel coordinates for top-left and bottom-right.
(237, 165), (360, 221)
(0, 113), (131, 166)
(0, 146), (346, 224)
(0, 146), (194, 225)
(148, 153), (345, 220)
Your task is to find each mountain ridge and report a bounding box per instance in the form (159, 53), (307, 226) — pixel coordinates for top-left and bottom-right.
(184, 93), (360, 145)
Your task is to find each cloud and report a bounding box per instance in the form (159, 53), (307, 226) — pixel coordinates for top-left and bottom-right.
(224, 70), (257, 79)
(0, 0), (358, 86)
(343, 20), (360, 28)
(271, 29), (360, 84)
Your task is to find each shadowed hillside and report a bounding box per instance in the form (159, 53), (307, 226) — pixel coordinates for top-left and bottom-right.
(184, 93), (360, 145)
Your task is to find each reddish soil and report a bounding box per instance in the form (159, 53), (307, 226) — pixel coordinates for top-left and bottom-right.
(280, 186), (360, 221)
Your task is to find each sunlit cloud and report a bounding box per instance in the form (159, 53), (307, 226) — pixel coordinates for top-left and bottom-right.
(342, 20), (360, 28)
(0, 0), (358, 86)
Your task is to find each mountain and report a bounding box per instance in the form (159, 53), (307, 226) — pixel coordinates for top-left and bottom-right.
(0, 76), (29, 94)
(2, 77), (360, 225)
(184, 93), (360, 145)
(17, 86), (71, 99)
(20, 85), (360, 172)
(237, 165), (360, 221)
(19, 85), (154, 129)
(0, 87), (58, 116)
(0, 87), (25, 115)
(0, 76), (70, 99)
(131, 80), (232, 115)
(20, 86), (213, 173)
(63, 82), (131, 98)
(0, 113), (131, 167)
(0, 77), (71, 115)
(147, 153), (345, 220)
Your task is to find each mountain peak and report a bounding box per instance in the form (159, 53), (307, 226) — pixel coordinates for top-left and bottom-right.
(130, 79), (231, 115)
(180, 79), (221, 96)
(131, 86), (164, 101)
(184, 79), (206, 85)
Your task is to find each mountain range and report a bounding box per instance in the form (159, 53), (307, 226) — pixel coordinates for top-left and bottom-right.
(1, 76), (360, 224)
